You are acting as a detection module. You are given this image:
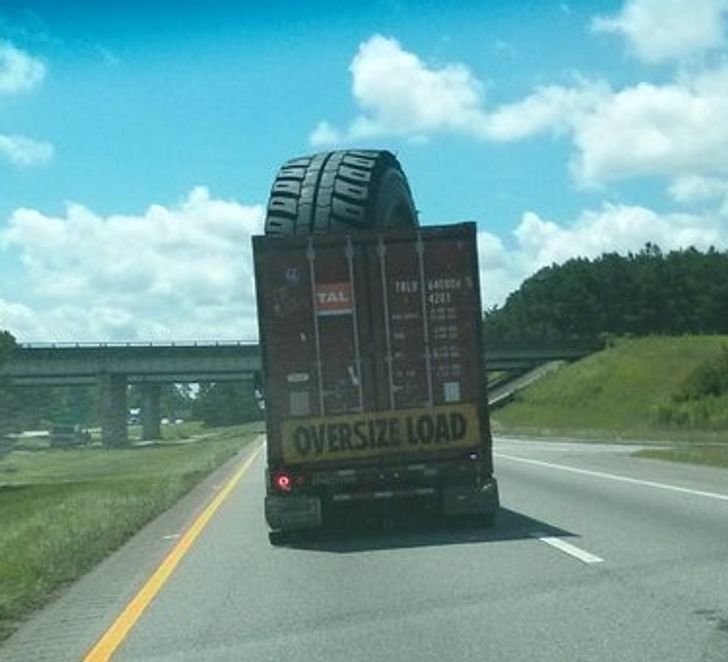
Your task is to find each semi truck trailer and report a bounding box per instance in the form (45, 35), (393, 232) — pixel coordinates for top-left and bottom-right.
(253, 150), (498, 541)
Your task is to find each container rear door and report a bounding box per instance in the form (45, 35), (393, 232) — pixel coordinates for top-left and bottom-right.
(372, 228), (484, 412)
(308, 238), (366, 416)
(420, 231), (482, 409)
(256, 236), (367, 462)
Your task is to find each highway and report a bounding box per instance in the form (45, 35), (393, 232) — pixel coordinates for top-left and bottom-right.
(3, 437), (728, 661)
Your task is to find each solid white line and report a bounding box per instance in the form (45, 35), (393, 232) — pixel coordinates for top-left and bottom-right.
(495, 453), (728, 502)
(536, 535), (604, 564)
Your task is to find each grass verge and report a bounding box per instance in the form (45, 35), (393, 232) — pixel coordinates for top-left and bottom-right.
(634, 446), (728, 469)
(0, 422), (262, 641)
(492, 336), (728, 444)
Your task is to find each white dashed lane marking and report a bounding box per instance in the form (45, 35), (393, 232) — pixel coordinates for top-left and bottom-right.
(534, 534), (604, 564)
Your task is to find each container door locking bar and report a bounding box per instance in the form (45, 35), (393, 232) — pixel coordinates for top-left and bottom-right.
(306, 237), (326, 416)
(377, 237), (397, 410)
(416, 232), (434, 407)
(345, 237), (364, 412)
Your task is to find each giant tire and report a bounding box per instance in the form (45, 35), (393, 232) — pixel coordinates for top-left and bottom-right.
(264, 149), (418, 235)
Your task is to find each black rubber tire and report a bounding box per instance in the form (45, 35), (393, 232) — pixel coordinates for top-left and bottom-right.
(264, 149), (418, 235)
(268, 530), (288, 546)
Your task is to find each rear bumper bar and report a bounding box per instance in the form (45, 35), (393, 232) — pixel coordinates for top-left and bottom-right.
(331, 486), (436, 502)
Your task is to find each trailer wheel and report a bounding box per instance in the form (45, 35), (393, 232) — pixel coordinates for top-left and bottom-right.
(264, 150), (418, 235)
(268, 530), (288, 546)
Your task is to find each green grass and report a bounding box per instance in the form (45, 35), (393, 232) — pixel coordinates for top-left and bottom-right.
(634, 446), (728, 468)
(159, 420), (205, 441)
(492, 335), (728, 443)
(126, 420), (206, 442)
(10, 420), (207, 449)
(0, 422), (262, 641)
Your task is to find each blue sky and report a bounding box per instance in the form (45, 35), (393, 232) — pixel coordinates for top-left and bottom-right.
(2, 0), (728, 341)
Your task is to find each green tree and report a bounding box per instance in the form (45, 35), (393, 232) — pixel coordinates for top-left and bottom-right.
(192, 381), (262, 427)
(0, 330), (15, 366)
(0, 330), (18, 440)
(128, 383), (195, 421)
(484, 244), (728, 348)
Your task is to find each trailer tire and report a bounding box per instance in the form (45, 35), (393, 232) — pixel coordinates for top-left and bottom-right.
(264, 150), (418, 235)
(268, 530), (288, 546)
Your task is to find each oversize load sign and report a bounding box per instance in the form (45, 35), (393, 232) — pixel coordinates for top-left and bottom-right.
(281, 403), (481, 464)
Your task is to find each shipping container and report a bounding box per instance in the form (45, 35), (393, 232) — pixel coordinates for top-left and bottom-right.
(253, 222), (498, 535)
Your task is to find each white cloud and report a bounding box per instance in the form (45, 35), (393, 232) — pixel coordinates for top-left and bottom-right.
(572, 67), (728, 185)
(477, 230), (525, 307)
(514, 204), (724, 263)
(310, 34), (607, 147)
(0, 40), (45, 95)
(592, 0), (728, 64)
(0, 133), (54, 166)
(0, 41), (53, 167)
(309, 121), (342, 147)
(478, 202), (728, 306)
(346, 34), (488, 139)
(483, 80), (610, 141)
(0, 299), (41, 339)
(668, 174), (728, 204)
(0, 188), (264, 342)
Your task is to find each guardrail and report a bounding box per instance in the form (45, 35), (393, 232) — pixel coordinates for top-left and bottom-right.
(19, 340), (259, 349)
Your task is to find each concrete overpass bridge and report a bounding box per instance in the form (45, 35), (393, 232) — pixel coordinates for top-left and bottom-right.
(4, 342), (261, 387)
(1, 342), (260, 446)
(0, 342), (590, 445)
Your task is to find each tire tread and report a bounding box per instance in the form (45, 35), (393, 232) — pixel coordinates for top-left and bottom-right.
(264, 149), (417, 235)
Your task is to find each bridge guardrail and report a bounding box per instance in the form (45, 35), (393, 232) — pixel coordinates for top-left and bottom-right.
(19, 340), (260, 349)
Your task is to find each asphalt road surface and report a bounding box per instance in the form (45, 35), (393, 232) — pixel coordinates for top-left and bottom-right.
(4, 437), (728, 662)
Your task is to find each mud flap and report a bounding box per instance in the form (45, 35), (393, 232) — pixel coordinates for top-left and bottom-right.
(265, 494), (323, 532)
(441, 477), (499, 517)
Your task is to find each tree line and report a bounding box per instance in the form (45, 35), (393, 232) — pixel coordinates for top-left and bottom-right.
(484, 244), (728, 349)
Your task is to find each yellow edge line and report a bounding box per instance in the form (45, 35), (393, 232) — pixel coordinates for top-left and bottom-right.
(83, 442), (264, 662)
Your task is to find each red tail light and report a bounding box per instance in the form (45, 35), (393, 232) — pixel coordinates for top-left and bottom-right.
(274, 472), (293, 492)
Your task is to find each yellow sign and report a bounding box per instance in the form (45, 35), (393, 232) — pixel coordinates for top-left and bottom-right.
(281, 403), (481, 464)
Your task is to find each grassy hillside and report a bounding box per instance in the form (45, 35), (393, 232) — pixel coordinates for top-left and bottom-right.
(492, 336), (728, 441)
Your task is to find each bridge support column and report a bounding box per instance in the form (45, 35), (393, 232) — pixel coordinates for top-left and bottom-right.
(141, 383), (161, 441)
(99, 373), (128, 447)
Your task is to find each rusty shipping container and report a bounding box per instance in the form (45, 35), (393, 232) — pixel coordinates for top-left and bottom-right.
(253, 222), (499, 535)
